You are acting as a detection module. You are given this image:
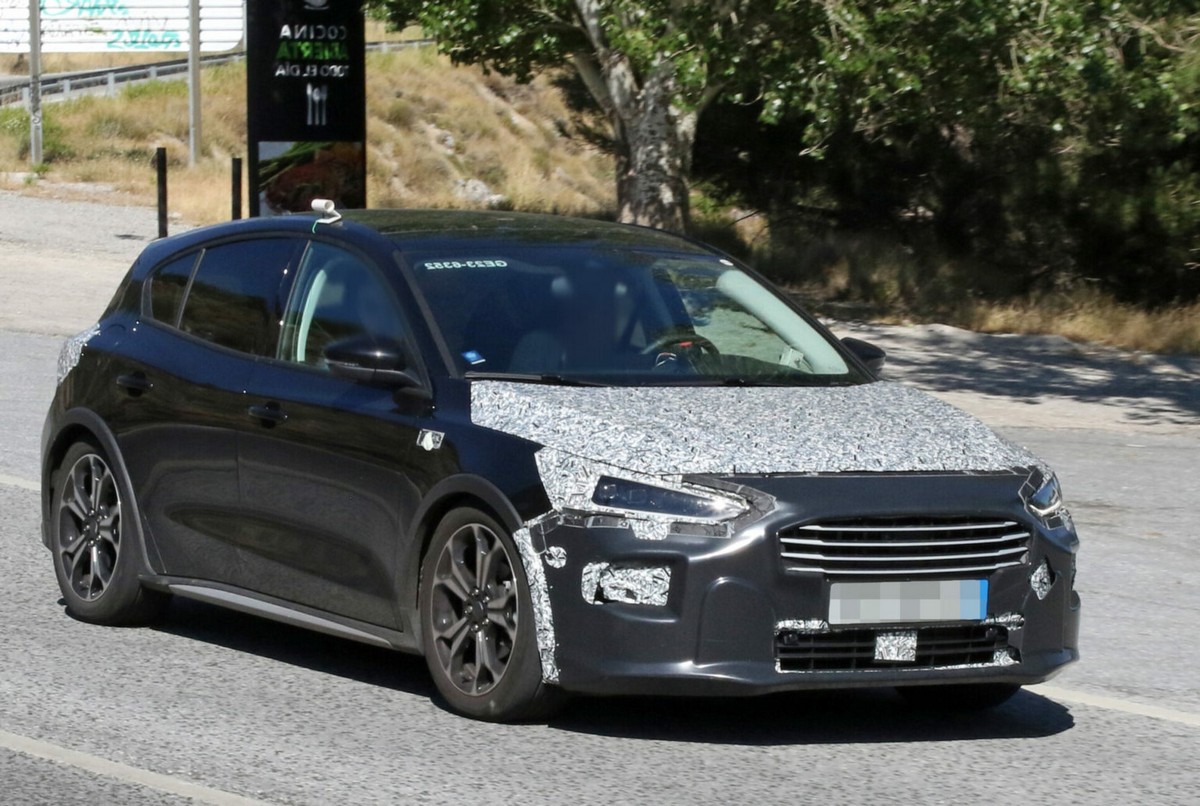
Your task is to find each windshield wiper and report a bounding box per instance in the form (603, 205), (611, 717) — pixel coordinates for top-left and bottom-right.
(464, 371), (605, 387)
(715, 376), (859, 387)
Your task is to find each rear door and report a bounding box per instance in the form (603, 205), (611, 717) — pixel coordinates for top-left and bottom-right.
(115, 237), (303, 583)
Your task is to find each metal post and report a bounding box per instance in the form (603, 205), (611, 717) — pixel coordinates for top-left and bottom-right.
(27, 0), (42, 165)
(231, 157), (243, 220)
(156, 148), (169, 239)
(187, 0), (202, 166)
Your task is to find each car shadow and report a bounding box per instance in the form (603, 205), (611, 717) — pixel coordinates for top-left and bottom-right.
(151, 596), (437, 698)
(548, 688), (1074, 745)
(152, 598), (1073, 745)
(834, 321), (1200, 426)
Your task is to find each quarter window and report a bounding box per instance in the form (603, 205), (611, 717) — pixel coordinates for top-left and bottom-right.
(149, 253), (199, 327)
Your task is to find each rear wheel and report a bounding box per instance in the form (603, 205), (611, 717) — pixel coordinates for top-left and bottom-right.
(897, 683), (1021, 711)
(419, 507), (564, 721)
(50, 440), (167, 625)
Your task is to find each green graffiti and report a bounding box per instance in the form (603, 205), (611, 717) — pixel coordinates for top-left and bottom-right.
(42, 1), (128, 19)
(275, 40), (349, 61)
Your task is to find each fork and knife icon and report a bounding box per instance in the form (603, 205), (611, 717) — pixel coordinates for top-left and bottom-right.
(307, 83), (329, 126)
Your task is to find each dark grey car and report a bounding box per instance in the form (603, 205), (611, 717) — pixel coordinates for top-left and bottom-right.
(42, 208), (1080, 721)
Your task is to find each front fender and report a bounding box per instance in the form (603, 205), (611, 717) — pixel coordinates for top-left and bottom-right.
(395, 474), (529, 647)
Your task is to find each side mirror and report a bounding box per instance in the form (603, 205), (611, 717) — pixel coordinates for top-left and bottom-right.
(324, 336), (423, 388)
(841, 337), (886, 374)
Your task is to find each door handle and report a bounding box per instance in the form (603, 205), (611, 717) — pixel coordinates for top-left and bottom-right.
(115, 372), (153, 395)
(247, 402), (288, 426)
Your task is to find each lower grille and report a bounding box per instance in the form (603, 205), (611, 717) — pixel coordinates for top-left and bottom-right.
(776, 624), (1011, 672)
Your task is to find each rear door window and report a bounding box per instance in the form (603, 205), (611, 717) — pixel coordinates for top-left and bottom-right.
(177, 239), (301, 356)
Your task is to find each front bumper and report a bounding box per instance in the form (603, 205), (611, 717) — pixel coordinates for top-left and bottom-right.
(532, 472), (1081, 696)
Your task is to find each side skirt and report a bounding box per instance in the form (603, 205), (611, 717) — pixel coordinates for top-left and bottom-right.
(145, 576), (421, 654)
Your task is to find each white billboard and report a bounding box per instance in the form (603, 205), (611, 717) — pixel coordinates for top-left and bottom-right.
(0, 1), (244, 53)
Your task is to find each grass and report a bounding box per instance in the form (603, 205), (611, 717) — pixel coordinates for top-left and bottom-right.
(764, 228), (1200, 356)
(960, 293), (1200, 356)
(0, 47), (613, 224)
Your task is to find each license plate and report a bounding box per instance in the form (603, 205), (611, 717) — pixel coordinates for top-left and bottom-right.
(829, 579), (987, 625)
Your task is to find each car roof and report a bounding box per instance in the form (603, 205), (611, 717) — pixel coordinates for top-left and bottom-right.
(342, 209), (708, 252)
(133, 209), (711, 274)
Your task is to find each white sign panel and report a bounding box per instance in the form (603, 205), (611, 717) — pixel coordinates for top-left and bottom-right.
(0, 1), (244, 53)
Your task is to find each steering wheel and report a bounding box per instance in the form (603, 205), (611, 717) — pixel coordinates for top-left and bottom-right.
(641, 332), (720, 369)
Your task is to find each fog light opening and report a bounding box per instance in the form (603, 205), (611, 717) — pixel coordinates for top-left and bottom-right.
(581, 562), (671, 607)
(1031, 559), (1056, 600)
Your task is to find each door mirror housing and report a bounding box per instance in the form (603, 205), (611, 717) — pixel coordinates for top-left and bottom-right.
(324, 336), (423, 388)
(841, 337), (887, 374)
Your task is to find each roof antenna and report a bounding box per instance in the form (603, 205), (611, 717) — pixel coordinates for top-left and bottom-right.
(311, 198), (342, 230)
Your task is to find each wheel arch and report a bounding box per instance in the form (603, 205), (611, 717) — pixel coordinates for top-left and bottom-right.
(397, 475), (527, 647)
(42, 408), (160, 576)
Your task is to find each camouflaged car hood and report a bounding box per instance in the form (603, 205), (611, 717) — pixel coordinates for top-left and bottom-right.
(470, 380), (1039, 476)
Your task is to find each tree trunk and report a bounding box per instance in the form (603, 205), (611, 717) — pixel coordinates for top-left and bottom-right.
(569, 5), (699, 233)
(614, 81), (696, 232)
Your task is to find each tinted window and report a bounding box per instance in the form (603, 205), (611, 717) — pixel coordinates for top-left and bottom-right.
(149, 252), (198, 326)
(280, 243), (408, 366)
(179, 239), (299, 356)
(403, 242), (861, 386)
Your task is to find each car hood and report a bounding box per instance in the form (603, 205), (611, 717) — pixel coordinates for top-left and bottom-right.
(470, 380), (1041, 476)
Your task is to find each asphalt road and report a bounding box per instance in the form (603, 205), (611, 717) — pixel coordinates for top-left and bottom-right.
(1, 192), (1198, 804)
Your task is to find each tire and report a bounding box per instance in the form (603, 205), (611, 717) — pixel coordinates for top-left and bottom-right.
(49, 440), (168, 625)
(419, 507), (565, 722)
(897, 683), (1022, 711)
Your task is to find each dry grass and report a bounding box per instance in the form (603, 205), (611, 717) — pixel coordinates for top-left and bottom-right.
(363, 48), (612, 214)
(961, 293), (1200, 356)
(0, 48), (613, 224)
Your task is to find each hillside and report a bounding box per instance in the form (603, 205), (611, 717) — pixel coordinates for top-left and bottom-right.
(0, 47), (615, 224)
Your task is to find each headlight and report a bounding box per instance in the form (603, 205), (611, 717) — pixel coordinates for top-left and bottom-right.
(592, 475), (747, 522)
(1023, 471), (1070, 527)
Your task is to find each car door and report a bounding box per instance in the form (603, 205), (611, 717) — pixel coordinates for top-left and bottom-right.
(235, 240), (446, 628)
(114, 237), (303, 584)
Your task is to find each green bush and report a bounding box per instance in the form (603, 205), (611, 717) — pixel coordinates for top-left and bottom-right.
(0, 107), (73, 162)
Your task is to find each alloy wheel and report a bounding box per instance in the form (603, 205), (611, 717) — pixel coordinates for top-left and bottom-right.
(56, 452), (121, 602)
(427, 522), (519, 696)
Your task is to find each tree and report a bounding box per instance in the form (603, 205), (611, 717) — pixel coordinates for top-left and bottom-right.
(696, 1), (1200, 304)
(374, 2), (1200, 303)
(370, 1), (821, 231)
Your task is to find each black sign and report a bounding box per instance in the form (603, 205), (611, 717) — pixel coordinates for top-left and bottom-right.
(246, 0), (367, 216)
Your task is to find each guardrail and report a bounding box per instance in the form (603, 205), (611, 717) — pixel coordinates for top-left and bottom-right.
(0, 39), (432, 108)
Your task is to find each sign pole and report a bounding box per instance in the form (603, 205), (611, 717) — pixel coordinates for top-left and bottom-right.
(27, 0), (42, 166)
(188, 0), (202, 166)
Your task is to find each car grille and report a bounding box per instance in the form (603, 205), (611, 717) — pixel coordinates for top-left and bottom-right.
(777, 517), (1031, 576)
(776, 624), (1011, 672)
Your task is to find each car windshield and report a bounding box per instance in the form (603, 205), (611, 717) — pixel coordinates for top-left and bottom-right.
(401, 242), (868, 386)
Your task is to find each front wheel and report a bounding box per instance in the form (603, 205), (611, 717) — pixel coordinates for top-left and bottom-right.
(897, 683), (1021, 711)
(419, 507), (564, 721)
(49, 440), (167, 625)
